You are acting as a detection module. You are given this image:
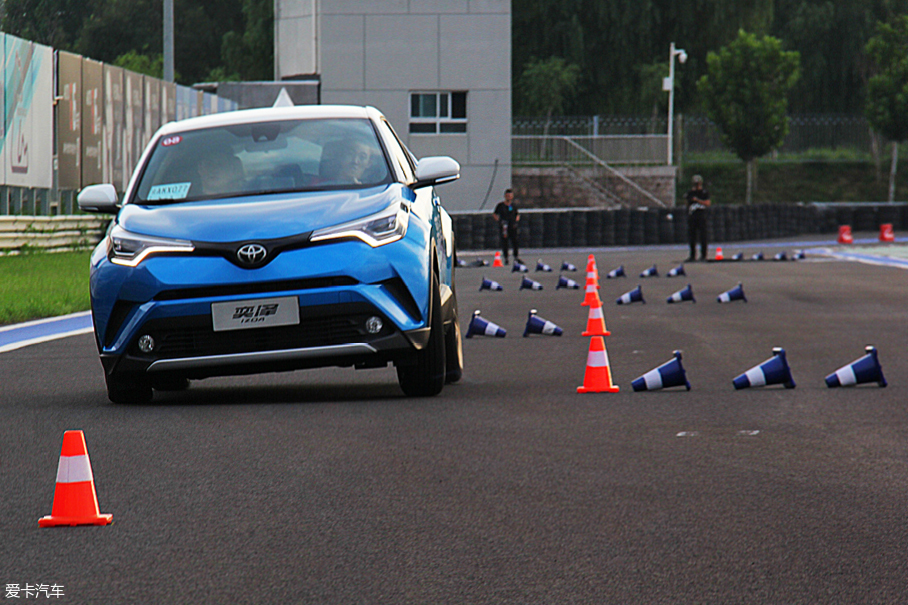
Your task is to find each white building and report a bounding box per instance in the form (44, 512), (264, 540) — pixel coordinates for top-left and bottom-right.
(274, 0), (512, 211)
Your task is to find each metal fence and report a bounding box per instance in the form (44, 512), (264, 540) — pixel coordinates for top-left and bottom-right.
(514, 114), (880, 159)
(512, 136), (669, 208)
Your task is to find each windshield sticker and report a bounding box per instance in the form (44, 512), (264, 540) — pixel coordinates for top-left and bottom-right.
(161, 135), (183, 147)
(147, 182), (192, 201)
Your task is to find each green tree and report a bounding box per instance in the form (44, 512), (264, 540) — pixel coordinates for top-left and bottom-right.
(697, 30), (800, 204)
(114, 50), (164, 78)
(74, 0), (244, 85)
(864, 16), (908, 202)
(217, 0), (273, 81)
(517, 56), (581, 157)
(0, 0), (92, 49)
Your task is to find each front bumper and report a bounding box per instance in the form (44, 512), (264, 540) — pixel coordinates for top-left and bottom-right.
(91, 237), (436, 381)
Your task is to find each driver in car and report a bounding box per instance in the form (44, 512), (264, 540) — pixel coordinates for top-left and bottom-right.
(319, 138), (374, 185)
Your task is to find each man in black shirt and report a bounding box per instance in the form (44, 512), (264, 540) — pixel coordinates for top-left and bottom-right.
(684, 175), (711, 261)
(493, 189), (522, 265)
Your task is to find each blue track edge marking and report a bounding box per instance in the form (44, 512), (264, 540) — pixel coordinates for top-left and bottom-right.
(0, 311), (93, 354)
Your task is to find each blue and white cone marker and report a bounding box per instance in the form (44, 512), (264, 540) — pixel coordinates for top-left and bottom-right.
(733, 347), (796, 389)
(616, 285), (645, 305)
(465, 310), (507, 338)
(455, 258), (467, 267)
(561, 261), (578, 272)
(520, 276), (544, 290)
(667, 263), (686, 277)
(774, 251), (788, 261)
(556, 275), (580, 290)
(472, 259), (489, 267)
(523, 309), (564, 337)
(732, 252), (744, 261)
(512, 262), (529, 273)
(639, 264), (658, 278)
(717, 283), (747, 303)
(479, 277), (504, 291)
(536, 259), (553, 272)
(606, 265), (626, 279)
(667, 284), (696, 303)
(751, 252), (764, 261)
(793, 250), (806, 260)
(825, 345), (887, 388)
(632, 350), (691, 391)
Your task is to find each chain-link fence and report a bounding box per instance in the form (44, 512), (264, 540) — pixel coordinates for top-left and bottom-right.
(514, 114), (883, 161)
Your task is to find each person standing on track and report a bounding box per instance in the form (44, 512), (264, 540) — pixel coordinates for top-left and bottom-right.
(493, 188), (522, 265)
(685, 175), (711, 261)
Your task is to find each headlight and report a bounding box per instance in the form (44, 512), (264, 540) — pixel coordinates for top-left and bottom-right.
(310, 202), (409, 247)
(107, 224), (195, 267)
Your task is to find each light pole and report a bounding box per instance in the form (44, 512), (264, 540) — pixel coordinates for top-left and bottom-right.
(664, 42), (687, 165)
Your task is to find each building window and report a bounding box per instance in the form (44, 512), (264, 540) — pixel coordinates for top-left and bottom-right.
(409, 91), (467, 134)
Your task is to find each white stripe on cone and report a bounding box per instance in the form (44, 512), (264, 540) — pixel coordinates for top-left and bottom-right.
(587, 348), (608, 368)
(745, 367), (766, 387)
(643, 369), (662, 390)
(835, 365), (857, 386)
(484, 322), (500, 336)
(56, 454), (94, 484)
(542, 321), (557, 335)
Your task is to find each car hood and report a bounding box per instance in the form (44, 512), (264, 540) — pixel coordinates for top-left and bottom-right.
(117, 185), (407, 242)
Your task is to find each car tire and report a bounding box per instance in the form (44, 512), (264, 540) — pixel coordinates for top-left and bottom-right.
(397, 272), (446, 397)
(106, 374), (153, 404)
(444, 302), (463, 384)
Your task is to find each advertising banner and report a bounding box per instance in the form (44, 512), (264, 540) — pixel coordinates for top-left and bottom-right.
(175, 84), (192, 121)
(56, 51), (81, 190)
(161, 81), (176, 125)
(123, 69), (144, 188)
(144, 76), (161, 142)
(81, 57), (103, 187)
(2, 35), (53, 188)
(102, 64), (124, 190)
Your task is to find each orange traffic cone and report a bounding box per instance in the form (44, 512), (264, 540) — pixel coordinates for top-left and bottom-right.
(577, 337), (620, 393)
(716, 247), (724, 261)
(586, 255), (598, 280)
(581, 276), (602, 307)
(39, 430), (113, 527)
(582, 304), (610, 336)
(880, 223), (895, 242)
(492, 251), (503, 267)
(838, 225), (853, 244)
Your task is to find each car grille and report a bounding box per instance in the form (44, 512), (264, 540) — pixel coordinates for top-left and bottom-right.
(135, 303), (388, 359)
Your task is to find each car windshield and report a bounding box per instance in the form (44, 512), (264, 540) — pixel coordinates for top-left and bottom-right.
(132, 118), (392, 204)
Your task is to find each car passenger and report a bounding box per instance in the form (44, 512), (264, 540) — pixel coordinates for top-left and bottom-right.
(197, 149), (245, 196)
(318, 138), (375, 185)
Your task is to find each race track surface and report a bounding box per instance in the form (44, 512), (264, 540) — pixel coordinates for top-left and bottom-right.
(2, 238), (907, 604)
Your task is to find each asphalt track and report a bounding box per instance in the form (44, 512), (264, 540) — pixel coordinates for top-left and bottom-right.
(2, 236), (908, 604)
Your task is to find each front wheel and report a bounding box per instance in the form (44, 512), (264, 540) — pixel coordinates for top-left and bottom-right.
(397, 274), (446, 397)
(444, 303), (463, 384)
(106, 373), (153, 404)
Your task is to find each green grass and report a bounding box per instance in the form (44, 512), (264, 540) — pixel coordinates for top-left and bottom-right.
(0, 251), (92, 326)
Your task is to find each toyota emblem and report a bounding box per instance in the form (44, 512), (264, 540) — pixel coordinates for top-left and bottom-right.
(236, 243), (267, 266)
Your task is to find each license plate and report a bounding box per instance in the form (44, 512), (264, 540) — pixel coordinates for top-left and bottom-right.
(211, 296), (300, 332)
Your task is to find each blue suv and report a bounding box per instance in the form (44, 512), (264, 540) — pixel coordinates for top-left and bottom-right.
(78, 105), (463, 402)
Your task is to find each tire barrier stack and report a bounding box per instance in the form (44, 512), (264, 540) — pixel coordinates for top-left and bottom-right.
(450, 203), (908, 251)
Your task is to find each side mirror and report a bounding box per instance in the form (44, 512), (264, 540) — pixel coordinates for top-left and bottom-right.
(77, 184), (120, 215)
(412, 156), (460, 190)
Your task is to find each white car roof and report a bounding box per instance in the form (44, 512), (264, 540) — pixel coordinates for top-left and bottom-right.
(156, 105), (382, 136)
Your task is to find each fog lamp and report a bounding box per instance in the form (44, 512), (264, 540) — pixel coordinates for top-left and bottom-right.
(137, 334), (155, 353)
(365, 316), (383, 334)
